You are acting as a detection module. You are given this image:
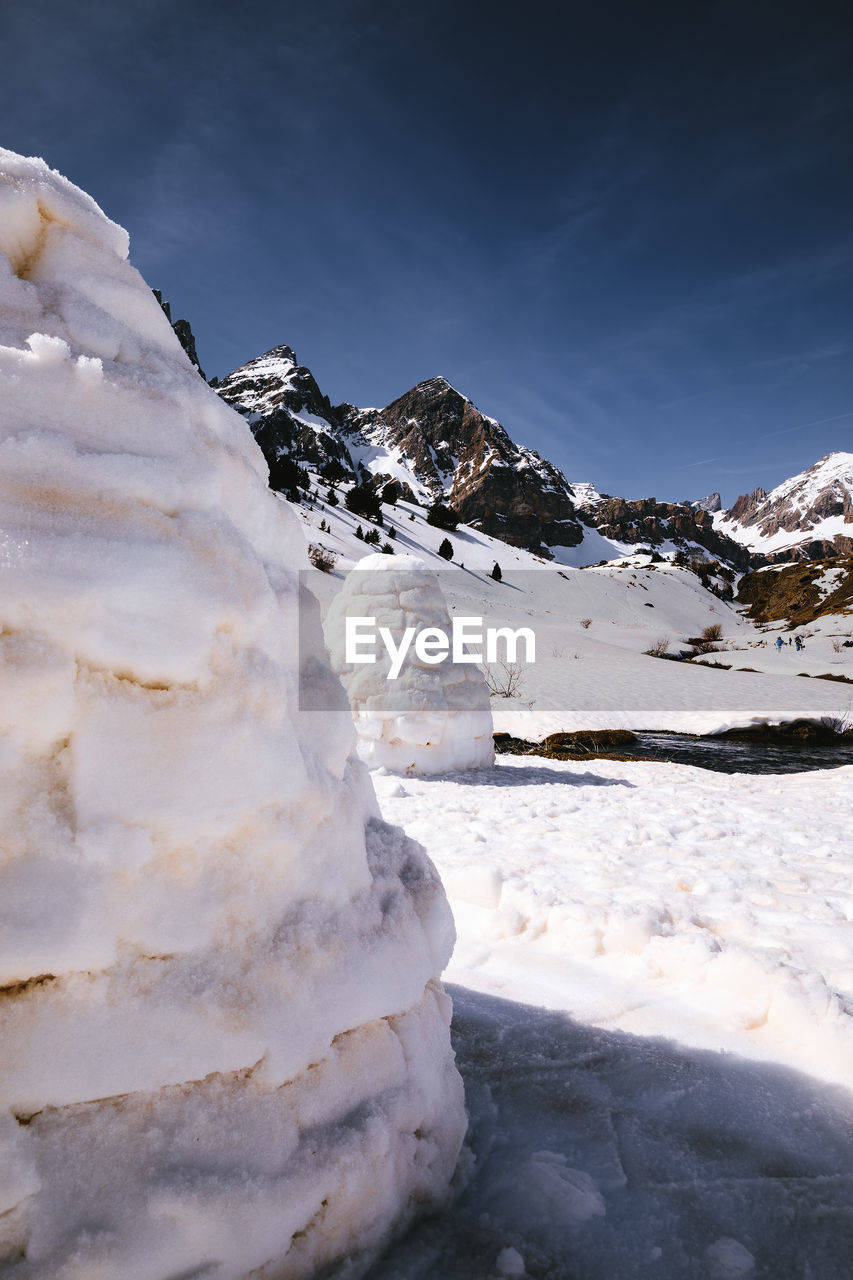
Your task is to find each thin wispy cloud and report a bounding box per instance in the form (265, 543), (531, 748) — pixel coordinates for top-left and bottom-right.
(759, 411), (853, 440)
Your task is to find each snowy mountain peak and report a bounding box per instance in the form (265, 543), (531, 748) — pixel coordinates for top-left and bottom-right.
(217, 347), (585, 553)
(716, 452), (853, 560)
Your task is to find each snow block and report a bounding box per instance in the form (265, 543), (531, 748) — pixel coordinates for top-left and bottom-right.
(0, 149), (465, 1279)
(327, 553), (495, 773)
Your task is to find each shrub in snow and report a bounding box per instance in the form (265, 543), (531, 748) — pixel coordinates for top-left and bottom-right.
(0, 149), (465, 1279)
(308, 542), (336, 572)
(326, 554), (494, 773)
(491, 561), (502, 581)
(483, 659), (524, 698)
(438, 537), (454, 560)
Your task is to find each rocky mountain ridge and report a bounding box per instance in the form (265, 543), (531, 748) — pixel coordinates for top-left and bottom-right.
(150, 305), (852, 569)
(215, 344), (753, 565)
(217, 348), (585, 553)
(716, 452), (853, 561)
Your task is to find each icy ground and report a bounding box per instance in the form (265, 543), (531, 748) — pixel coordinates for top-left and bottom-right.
(365, 756), (853, 1279)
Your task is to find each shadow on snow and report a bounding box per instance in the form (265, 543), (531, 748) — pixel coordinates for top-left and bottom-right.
(365, 986), (853, 1280)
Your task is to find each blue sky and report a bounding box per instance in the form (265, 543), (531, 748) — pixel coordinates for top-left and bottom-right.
(2, 0), (851, 504)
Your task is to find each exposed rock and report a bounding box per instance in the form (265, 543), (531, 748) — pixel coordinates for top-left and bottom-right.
(692, 492), (722, 514)
(721, 453), (853, 560)
(371, 377), (583, 552)
(728, 487), (767, 523)
(217, 354), (584, 554)
(217, 346), (352, 480)
(581, 495), (753, 570)
(736, 556), (853, 626)
(152, 289), (205, 379)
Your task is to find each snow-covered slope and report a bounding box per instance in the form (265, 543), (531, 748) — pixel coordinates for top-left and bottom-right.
(0, 149), (465, 1279)
(716, 451), (853, 559)
(296, 471), (853, 738)
(219, 352), (584, 553)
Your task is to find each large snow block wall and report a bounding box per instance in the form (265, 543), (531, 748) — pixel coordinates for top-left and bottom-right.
(0, 150), (465, 1279)
(327, 554), (495, 774)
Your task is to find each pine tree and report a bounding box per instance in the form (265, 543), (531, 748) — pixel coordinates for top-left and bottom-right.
(438, 537), (453, 561)
(388, 527), (396, 539)
(491, 562), (502, 581)
(355, 524), (364, 540)
(326, 488), (339, 507)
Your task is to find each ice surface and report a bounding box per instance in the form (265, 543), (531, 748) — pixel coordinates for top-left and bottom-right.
(0, 150), (465, 1278)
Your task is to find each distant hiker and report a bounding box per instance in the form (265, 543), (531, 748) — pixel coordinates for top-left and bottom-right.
(775, 636), (784, 652)
(795, 635), (803, 652)
(788, 637), (793, 646)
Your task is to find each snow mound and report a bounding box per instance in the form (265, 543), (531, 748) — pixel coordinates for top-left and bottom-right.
(0, 150), (465, 1278)
(326, 553), (494, 773)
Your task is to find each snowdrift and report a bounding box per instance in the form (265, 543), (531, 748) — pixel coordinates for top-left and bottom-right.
(326, 554), (494, 773)
(0, 150), (465, 1278)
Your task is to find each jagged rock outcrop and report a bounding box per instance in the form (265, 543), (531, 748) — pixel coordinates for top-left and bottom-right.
(728, 487), (767, 524)
(692, 491), (722, 514)
(152, 289), (205, 379)
(217, 351), (584, 553)
(718, 453), (853, 560)
(349, 376), (583, 552)
(216, 345), (352, 481)
(576, 494), (754, 569)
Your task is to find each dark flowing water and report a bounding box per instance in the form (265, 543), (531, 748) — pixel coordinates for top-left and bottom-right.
(628, 731), (853, 774)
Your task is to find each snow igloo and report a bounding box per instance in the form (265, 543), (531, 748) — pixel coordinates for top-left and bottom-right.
(0, 150), (466, 1279)
(326, 554), (495, 774)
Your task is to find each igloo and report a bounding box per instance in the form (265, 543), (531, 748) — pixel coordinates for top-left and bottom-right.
(326, 554), (495, 773)
(0, 150), (465, 1279)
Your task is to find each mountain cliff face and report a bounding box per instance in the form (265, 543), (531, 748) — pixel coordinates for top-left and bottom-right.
(217, 350), (584, 553)
(152, 290), (205, 379)
(346, 376), (582, 549)
(716, 453), (853, 561)
(575, 494), (754, 569)
(215, 345), (850, 570)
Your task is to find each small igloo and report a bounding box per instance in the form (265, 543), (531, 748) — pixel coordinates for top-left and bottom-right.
(326, 553), (495, 773)
(0, 150), (465, 1279)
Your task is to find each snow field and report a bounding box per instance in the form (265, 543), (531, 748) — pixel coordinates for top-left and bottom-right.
(373, 757), (853, 1086)
(365, 755), (853, 1277)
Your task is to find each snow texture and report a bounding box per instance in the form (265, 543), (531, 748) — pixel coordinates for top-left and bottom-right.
(0, 149), (465, 1279)
(326, 554), (494, 773)
(366, 755), (853, 1279)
